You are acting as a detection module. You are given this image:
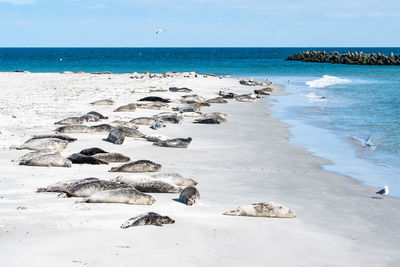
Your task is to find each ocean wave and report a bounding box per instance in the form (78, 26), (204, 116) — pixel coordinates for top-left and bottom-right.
(306, 75), (352, 88)
(303, 92), (327, 103)
(349, 135), (376, 151)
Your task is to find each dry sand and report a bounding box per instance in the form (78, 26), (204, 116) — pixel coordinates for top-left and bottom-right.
(0, 72), (399, 266)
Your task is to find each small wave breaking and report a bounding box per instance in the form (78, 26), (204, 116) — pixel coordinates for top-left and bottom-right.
(303, 92), (327, 103)
(306, 75), (351, 88)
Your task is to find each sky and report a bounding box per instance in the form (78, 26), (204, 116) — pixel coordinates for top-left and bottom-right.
(0, 0), (399, 47)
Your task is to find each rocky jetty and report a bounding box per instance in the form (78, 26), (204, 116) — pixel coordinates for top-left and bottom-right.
(286, 50), (400, 65)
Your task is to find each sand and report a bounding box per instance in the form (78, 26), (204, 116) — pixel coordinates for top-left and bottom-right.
(0, 72), (399, 267)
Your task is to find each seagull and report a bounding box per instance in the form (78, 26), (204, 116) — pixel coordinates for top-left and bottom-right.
(156, 29), (164, 34)
(376, 185), (389, 199)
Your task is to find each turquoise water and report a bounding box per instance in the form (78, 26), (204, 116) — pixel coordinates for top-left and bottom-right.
(1, 47), (399, 196)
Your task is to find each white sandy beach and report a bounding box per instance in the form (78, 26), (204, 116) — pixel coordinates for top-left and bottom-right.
(0, 72), (399, 267)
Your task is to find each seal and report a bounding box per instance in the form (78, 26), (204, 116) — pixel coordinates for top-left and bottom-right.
(106, 129), (125, 144)
(180, 110), (203, 117)
(150, 121), (166, 130)
(61, 179), (133, 197)
(109, 160), (162, 173)
(223, 202), (296, 218)
(92, 152), (130, 163)
(154, 137), (192, 148)
(254, 87), (273, 95)
(202, 112), (228, 123)
(145, 134), (169, 142)
(121, 212), (175, 228)
(87, 111), (108, 119)
(90, 124), (114, 133)
(206, 97), (228, 104)
(111, 121), (139, 129)
(37, 177), (100, 193)
(90, 99), (115, 105)
(151, 173), (198, 186)
(79, 113), (101, 122)
(219, 91), (236, 99)
(67, 153), (109, 165)
(156, 114), (183, 124)
(129, 117), (157, 125)
(169, 87), (193, 93)
(22, 152), (72, 167)
(28, 134), (77, 142)
(80, 147), (108, 156)
(55, 125), (91, 134)
(113, 103), (137, 112)
(180, 94), (206, 104)
(179, 186), (200, 205)
(235, 94), (257, 102)
(133, 181), (182, 193)
(115, 126), (145, 138)
(82, 188), (155, 205)
(138, 96), (170, 103)
(193, 118), (220, 124)
(55, 116), (86, 125)
(136, 103), (169, 110)
(14, 148), (55, 164)
(17, 138), (69, 150)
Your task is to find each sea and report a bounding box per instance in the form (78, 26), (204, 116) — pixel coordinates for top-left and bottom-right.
(1, 47), (399, 196)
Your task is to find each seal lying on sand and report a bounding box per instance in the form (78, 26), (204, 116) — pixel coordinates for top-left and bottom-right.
(87, 111), (108, 119)
(67, 153), (108, 165)
(55, 125), (91, 134)
(82, 188), (155, 205)
(55, 113), (100, 125)
(235, 94), (257, 102)
(121, 212), (175, 228)
(145, 134), (169, 142)
(155, 114), (183, 124)
(113, 103), (137, 112)
(206, 97), (228, 104)
(14, 149), (55, 164)
(60, 179), (132, 197)
(17, 138), (69, 150)
(179, 186), (200, 206)
(90, 124), (114, 133)
(80, 147), (108, 156)
(139, 96), (170, 103)
(109, 160), (162, 173)
(202, 112), (228, 123)
(22, 152), (72, 167)
(133, 181), (182, 193)
(106, 129), (125, 144)
(114, 172), (197, 187)
(136, 103), (169, 110)
(150, 121), (166, 130)
(193, 118), (220, 124)
(154, 137), (192, 148)
(93, 153), (130, 163)
(115, 126), (145, 138)
(37, 177), (100, 193)
(219, 91), (236, 99)
(28, 134), (77, 142)
(111, 121), (139, 129)
(130, 117), (157, 125)
(169, 87), (192, 93)
(180, 94), (206, 104)
(254, 87), (273, 95)
(223, 202), (296, 218)
(90, 99), (115, 105)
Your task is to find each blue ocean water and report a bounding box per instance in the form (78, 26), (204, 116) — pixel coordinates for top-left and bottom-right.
(1, 47), (399, 196)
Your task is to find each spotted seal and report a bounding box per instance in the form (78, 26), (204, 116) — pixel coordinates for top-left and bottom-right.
(121, 212), (175, 228)
(22, 152), (72, 167)
(90, 99), (115, 105)
(154, 137), (192, 148)
(93, 152), (130, 163)
(106, 129), (125, 144)
(109, 160), (161, 173)
(179, 186), (200, 205)
(67, 153), (108, 165)
(79, 147), (108, 156)
(139, 96), (170, 103)
(113, 103), (137, 112)
(132, 181), (182, 193)
(223, 202), (296, 218)
(82, 188), (155, 205)
(17, 138), (69, 150)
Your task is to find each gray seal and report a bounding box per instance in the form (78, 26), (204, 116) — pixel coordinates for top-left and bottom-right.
(180, 94), (206, 104)
(219, 91), (236, 99)
(169, 87), (192, 93)
(154, 137), (192, 148)
(17, 138), (69, 150)
(179, 186), (200, 205)
(60, 179), (132, 197)
(109, 160), (161, 173)
(67, 153), (108, 165)
(93, 152), (130, 163)
(55, 125), (91, 134)
(129, 117), (157, 125)
(206, 97), (228, 104)
(223, 202), (296, 218)
(151, 173), (198, 186)
(37, 177), (100, 193)
(156, 114), (183, 124)
(82, 188), (155, 205)
(106, 129), (125, 144)
(139, 96), (170, 103)
(90, 99), (115, 105)
(136, 103), (169, 110)
(150, 121), (166, 130)
(121, 212), (175, 228)
(113, 103), (137, 112)
(14, 149), (55, 164)
(80, 147), (108, 156)
(133, 181), (182, 193)
(22, 152), (72, 167)
(90, 124), (114, 133)
(193, 118), (220, 124)
(235, 94), (256, 102)
(87, 111), (108, 119)
(254, 87), (273, 95)
(115, 126), (145, 138)
(28, 134), (77, 142)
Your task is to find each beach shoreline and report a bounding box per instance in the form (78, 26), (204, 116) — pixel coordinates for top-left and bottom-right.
(0, 72), (399, 266)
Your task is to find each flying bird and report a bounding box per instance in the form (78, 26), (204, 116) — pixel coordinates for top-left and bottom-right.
(376, 185), (389, 199)
(156, 29), (164, 34)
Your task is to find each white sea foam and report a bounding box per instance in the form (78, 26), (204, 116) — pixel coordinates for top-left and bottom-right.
(306, 75), (351, 88)
(303, 92), (327, 103)
(349, 135), (376, 151)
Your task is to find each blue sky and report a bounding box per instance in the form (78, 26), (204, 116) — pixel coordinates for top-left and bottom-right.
(0, 0), (399, 47)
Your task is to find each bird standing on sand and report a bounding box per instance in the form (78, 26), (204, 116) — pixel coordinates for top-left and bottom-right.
(376, 185), (389, 199)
